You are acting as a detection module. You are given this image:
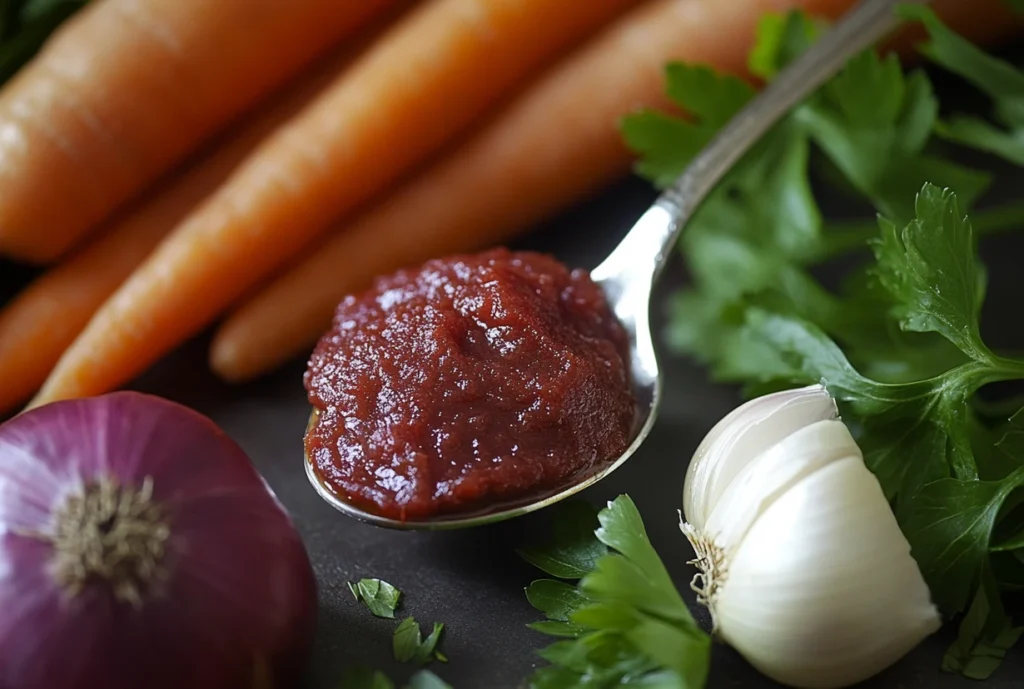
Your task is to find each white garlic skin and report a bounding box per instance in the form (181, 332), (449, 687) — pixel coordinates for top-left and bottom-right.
(681, 385), (941, 689)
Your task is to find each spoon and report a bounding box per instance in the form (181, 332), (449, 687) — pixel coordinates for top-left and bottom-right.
(306, 0), (923, 530)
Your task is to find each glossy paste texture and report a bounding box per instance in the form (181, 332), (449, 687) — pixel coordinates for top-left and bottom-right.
(304, 248), (634, 519)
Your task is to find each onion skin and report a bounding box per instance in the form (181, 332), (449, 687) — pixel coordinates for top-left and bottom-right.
(0, 392), (317, 689)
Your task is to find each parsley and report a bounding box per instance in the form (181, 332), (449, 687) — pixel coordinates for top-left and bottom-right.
(902, 5), (1024, 167)
(349, 578), (403, 619)
(393, 617), (445, 665)
(621, 64), (754, 187)
(521, 496), (710, 688)
(404, 671), (453, 689)
(517, 500), (608, 579)
(622, 7), (1024, 680)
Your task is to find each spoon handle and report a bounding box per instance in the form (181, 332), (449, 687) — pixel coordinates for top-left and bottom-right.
(593, 0), (926, 287)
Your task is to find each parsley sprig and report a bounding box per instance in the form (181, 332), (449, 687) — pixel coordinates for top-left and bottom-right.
(521, 496), (710, 688)
(622, 6), (1024, 679)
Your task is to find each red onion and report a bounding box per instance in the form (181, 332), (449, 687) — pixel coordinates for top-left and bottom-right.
(0, 392), (317, 689)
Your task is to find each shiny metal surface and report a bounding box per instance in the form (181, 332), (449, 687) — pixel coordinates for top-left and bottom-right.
(307, 0), (920, 530)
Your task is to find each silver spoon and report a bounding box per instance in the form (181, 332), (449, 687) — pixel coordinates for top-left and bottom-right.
(307, 0), (923, 530)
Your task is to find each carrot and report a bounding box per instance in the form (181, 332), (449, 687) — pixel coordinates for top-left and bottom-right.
(29, 0), (644, 405)
(208, 0), (1018, 383)
(0, 4), (417, 414)
(0, 0), (400, 263)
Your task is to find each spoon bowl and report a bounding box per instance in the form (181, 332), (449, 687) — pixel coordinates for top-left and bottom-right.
(305, 0), (918, 530)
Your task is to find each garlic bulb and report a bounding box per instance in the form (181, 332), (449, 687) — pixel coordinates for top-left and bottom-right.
(680, 384), (941, 689)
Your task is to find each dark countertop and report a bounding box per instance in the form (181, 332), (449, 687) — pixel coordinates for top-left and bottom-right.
(54, 174), (1019, 689)
(3, 66), (1024, 689)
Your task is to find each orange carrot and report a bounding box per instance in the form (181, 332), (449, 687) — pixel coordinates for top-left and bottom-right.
(0, 4), (417, 414)
(30, 0), (643, 405)
(0, 0), (401, 263)
(208, 0), (1018, 382)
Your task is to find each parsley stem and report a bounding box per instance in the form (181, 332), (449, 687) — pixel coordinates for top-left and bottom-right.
(988, 355), (1024, 379)
(809, 199), (1024, 263)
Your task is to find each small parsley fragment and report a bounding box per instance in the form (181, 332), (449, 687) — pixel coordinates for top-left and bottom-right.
(348, 578), (402, 619)
(393, 617), (445, 666)
(521, 496), (710, 688)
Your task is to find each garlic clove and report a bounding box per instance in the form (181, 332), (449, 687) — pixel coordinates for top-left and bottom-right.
(714, 456), (941, 689)
(683, 384), (837, 529)
(703, 419), (860, 553)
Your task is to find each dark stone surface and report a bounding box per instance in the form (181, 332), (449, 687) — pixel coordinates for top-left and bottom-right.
(12, 173), (1008, 689)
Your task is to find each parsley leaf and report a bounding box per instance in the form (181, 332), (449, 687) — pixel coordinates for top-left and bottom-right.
(872, 185), (987, 359)
(393, 617), (445, 666)
(521, 496), (711, 688)
(517, 500), (607, 578)
(799, 52), (989, 221)
(748, 10), (822, 79)
(903, 465), (1024, 613)
(525, 579), (590, 637)
(621, 64), (753, 187)
(941, 563), (1024, 679)
(405, 670), (453, 689)
(903, 5), (1024, 166)
(348, 578), (402, 619)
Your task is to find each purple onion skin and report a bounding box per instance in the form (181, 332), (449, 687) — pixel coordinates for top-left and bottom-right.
(0, 392), (318, 689)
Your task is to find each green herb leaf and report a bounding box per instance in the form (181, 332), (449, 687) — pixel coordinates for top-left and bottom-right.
(393, 618), (421, 663)
(517, 500), (607, 579)
(937, 116), (1024, 167)
(405, 671), (453, 689)
(525, 579), (591, 622)
(748, 10), (822, 80)
(526, 620), (587, 638)
(349, 578), (402, 619)
(393, 617), (445, 666)
(522, 496), (710, 688)
(800, 51), (988, 220)
(621, 64), (753, 187)
(415, 623), (445, 665)
(872, 184), (986, 359)
(902, 466), (1024, 614)
(904, 4), (1024, 168)
(942, 564), (1024, 680)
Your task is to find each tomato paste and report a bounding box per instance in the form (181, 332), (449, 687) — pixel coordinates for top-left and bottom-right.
(304, 248), (634, 520)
